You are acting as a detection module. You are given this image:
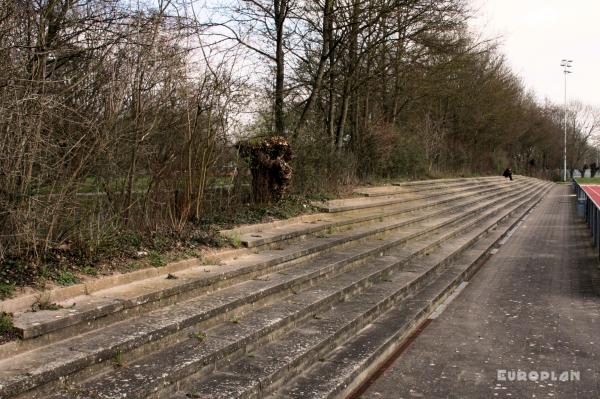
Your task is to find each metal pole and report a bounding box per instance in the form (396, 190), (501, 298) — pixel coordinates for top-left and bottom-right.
(563, 69), (567, 182)
(561, 60), (573, 181)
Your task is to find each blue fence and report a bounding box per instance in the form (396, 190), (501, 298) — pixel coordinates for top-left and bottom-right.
(573, 180), (600, 255)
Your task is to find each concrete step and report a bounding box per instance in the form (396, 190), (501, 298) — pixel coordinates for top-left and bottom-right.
(165, 182), (552, 398)
(163, 182), (552, 399)
(312, 178), (512, 213)
(231, 178), (528, 247)
(391, 175), (509, 188)
(353, 176), (506, 197)
(270, 186), (551, 399)
(39, 182), (551, 399)
(223, 176), (513, 240)
(8, 180), (533, 348)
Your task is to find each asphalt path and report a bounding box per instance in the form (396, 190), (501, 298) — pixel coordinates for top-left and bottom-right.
(362, 184), (600, 399)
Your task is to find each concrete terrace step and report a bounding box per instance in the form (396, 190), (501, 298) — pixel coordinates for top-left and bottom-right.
(391, 175), (509, 188)
(353, 176), (507, 197)
(312, 178), (511, 213)
(38, 182), (552, 399)
(180, 182), (553, 399)
(62, 181), (552, 399)
(236, 178), (527, 247)
(8, 179), (532, 347)
(223, 176), (512, 241)
(271, 186), (550, 399)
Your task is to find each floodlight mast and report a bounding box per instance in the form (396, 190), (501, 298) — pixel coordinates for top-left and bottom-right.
(560, 59), (572, 182)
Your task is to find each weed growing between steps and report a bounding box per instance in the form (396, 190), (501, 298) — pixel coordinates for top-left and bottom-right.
(112, 350), (125, 368)
(0, 282), (14, 300)
(228, 234), (243, 248)
(30, 297), (63, 312)
(192, 331), (207, 342)
(148, 251), (167, 267)
(0, 312), (17, 344)
(56, 271), (79, 286)
(206, 195), (319, 229)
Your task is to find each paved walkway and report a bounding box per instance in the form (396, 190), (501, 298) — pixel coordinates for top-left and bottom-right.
(362, 184), (600, 399)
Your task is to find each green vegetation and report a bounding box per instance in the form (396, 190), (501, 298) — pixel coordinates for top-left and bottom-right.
(0, 312), (17, 344)
(192, 331), (207, 342)
(183, 249), (203, 259)
(0, 312), (14, 333)
(228, 234), (243, 248)
(82, 266), (98, 276)
(56, 271), (78, 286)
(575, 177), (600, 185)
(308, 192), (337, 202)
(0, 282), (15, 300)
(112, 350), (124, 368)
(148, 251), (166, 268)
(381, 270), (394, 283)
(125, 261), (145, 271)
(206, 196), (316, 230)
(35, 176), (154, 196)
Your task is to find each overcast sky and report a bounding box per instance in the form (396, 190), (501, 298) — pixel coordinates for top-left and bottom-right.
(470, 0), (600, 108)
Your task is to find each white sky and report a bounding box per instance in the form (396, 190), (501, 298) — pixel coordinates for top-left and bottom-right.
(470, 0), (600, 108)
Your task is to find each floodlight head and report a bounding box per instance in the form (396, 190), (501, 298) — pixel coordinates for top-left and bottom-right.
(561, 59), (573, 67)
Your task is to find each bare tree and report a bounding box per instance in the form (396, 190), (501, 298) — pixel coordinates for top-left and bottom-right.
(205, 0), (295, 136)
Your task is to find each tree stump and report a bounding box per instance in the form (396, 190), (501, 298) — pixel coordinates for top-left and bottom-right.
(239, 136), (293, 204)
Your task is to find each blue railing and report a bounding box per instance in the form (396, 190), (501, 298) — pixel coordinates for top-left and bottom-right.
(573, 180), (600, 254)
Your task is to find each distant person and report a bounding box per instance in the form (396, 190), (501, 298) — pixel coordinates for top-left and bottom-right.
(502, 168), (513, 181)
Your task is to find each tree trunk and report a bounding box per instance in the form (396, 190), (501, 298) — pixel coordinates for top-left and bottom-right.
(294, 0), (333, 137)
(274, 0), (287, 136)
